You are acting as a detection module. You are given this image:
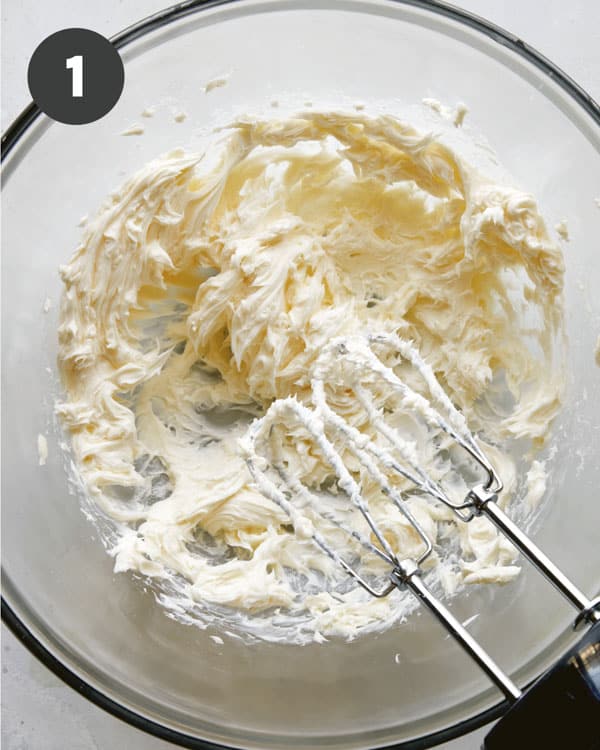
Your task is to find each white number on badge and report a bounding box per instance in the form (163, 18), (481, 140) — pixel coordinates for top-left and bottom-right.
(66, 55), (83, 97)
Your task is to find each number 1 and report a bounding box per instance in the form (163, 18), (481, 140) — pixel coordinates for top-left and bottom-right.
(66, 55), (83, 97)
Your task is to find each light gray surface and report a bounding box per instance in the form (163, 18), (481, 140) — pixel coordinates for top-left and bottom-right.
(1, 1), (598, 749)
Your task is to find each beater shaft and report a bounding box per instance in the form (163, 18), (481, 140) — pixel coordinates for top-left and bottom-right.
(392, 560), (522, 702)
(472, 490), (600, 628)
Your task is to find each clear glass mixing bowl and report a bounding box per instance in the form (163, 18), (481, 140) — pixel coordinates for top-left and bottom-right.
(2, 1), (599, 748)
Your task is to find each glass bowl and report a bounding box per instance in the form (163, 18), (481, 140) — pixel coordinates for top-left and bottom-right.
(2, 1), (599, 748)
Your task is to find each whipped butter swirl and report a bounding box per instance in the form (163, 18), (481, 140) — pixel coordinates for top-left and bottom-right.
(57, 112), (564, 641)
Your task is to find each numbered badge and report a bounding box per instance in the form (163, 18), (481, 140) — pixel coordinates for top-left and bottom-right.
(28, 28), (124, 125)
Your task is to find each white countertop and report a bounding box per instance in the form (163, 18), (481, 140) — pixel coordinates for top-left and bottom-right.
(1, 1), (598, 749)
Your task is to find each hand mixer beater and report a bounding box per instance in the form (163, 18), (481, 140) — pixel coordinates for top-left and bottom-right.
(240, 332), (600, 748)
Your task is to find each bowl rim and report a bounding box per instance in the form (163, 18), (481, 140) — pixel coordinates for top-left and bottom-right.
(1, 1), (599, 748)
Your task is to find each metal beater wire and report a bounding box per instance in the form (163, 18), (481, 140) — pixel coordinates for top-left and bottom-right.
(241, 333), (600, 702)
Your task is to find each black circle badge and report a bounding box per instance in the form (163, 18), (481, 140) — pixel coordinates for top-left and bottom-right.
(28, 28), (124, 125)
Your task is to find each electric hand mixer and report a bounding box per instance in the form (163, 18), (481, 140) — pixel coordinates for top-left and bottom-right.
(240, 332), (600, 748)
